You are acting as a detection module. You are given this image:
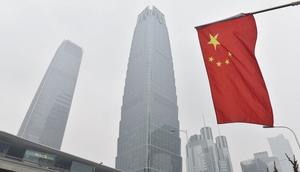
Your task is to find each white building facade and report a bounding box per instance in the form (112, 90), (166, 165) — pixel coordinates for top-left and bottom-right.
(268, 134), (294, 172)
(241, 152), (282, 172)
(186, 127), (233, 172)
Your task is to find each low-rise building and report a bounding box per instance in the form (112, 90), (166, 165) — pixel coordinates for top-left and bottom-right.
(240, 151), (282, 172)
(0, 131), (120, 172)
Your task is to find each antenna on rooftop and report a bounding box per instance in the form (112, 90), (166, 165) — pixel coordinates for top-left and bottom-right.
(202, 114), (207, 127)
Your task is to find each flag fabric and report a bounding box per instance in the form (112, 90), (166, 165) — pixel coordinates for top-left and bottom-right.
(196, 14), (273, 126)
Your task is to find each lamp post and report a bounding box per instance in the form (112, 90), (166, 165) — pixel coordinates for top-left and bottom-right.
(171, 129), (189, 143)
(263, 125), (300, 150)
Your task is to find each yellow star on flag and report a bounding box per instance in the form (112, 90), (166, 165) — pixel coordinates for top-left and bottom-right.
(208, 34), (220, 50)
(208, 56), (214, 62)
(216, 61), (222, 67)
(225, 59), (230, 64)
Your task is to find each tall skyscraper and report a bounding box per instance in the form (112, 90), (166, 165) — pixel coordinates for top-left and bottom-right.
(268, 134), (294, 172)
(240, 152), (282, 172)
(216, 136), (233, 172)
(186, 127), (233, 172)
(116, 6), (182, 172)
(18, 40), (82, 150)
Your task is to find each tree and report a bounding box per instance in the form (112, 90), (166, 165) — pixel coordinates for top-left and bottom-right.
(286, 153), (299, 172)
(273, 161), (279, 172)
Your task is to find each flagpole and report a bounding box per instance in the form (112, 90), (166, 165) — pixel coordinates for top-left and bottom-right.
(250, 1), (300, 15)
(195, 1), (300, 29)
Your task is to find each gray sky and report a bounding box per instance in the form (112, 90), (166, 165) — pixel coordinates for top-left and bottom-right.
(0, 0), (300, 172)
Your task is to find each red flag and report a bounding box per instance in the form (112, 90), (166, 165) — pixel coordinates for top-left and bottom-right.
(196, 14), (273, 126)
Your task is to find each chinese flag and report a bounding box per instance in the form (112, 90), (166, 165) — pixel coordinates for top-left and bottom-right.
(196, 14), (273, 126)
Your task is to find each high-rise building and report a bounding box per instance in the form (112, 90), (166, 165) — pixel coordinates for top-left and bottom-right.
(216, 136), (233, 172)
(268, 134), (294, 172)
(116, 6), (182, 172)
(240, 152), (282, 172)
(186, 127), (233, 172)
(18, 40), (82, 150)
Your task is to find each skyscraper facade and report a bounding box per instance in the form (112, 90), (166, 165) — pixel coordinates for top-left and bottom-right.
(216, 136), (233, 172)
(268, 134), (294, 172)
(116, 6), (182, 172)
(186, 127), (233, 172)
(18, 40), (82, 150)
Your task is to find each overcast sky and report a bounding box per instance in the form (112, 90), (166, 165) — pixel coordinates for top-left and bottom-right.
(1, 0), (300, 172)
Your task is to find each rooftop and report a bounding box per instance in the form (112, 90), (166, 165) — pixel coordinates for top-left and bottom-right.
(0, 130), (119, 172)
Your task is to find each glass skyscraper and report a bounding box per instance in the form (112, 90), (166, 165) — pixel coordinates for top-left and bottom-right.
(116, 6), (182, 172)
(18, 40), (82, 150)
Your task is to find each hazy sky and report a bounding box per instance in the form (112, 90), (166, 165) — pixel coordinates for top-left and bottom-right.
(1, 1), (300, 172)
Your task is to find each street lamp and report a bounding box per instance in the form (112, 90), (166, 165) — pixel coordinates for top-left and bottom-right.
(263, 125), (300, 150)
(170, 129), (189, 143)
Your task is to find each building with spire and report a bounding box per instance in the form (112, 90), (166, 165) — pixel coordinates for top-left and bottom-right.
(186, 127), (233, 172)
(116, 6), (182, 172)
(18, 40), (82, 150)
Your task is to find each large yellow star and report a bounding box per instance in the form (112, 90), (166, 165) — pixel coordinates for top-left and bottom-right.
(208, 34), (220, 50)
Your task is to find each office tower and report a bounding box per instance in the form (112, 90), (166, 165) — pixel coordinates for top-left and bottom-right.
(18, 40), (82, 150)
(240, 152), (282, 172)
(268, 134), (294, 172)
(116, 6), (182, 172)
(186, 127), (233, 172)
(216, 136), (233, 172)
